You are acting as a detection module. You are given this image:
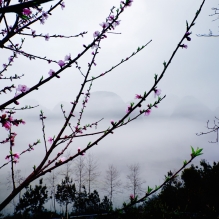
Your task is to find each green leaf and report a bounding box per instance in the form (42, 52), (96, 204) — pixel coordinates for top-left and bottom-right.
(191, 146), (195, 154)
(39, 76), (43, 83)
(163, 61), (166, 67)
(19, 14), (29, 20)
(137, 47), (140, 51)
(147, 186), (153, 193)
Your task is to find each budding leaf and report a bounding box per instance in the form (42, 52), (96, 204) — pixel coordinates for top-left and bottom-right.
(39, 76), (43, 83)
(147, 186), (153, 193)
(154, 74), (158, 81)
(163, 61), (166, 68)
(191, 146), (203, 157)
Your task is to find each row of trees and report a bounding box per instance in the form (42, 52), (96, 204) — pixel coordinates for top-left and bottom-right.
(6, 155), (146, 217)
(14, 177), (112, 218)
(2, 158), (219, 218)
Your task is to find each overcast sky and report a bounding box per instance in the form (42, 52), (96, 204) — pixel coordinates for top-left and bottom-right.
(1, 0), (219, 214)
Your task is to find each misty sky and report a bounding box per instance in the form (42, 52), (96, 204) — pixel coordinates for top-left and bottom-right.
(1, 0), (219, 214)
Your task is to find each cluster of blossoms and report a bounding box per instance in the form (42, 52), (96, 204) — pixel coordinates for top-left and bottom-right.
(0, 113), (25, 131)
(126, 88), (161, 116)
(92, 13), (121, 49)
(48, 54), (71, 78)
(180, 31), (192, 49)
(5, 152), (20, 164)
(1, 132), (17, 146)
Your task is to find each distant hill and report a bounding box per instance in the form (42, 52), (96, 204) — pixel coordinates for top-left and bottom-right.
(170, 96), (214, 121)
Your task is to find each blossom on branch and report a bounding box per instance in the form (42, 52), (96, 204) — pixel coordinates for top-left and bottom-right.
(154, 89), (161, 98)
(135, 94), (142, 99)
(93, 31), (100, 38)
(100, 22), (109, 29)
(180, 44), (188, 49)
(13, 152), (20, 160)
(16, 84), (29, 93)
(58, 60), (65, 67)
(64, 54), (71, 61)
(23, 8), (32, 16)
(145, 109), (151, 116)
(45, 34), (50, 41)
(48, 69), (55, 76)
(60, 1), (65, 10)
(48, 137), (53, 144)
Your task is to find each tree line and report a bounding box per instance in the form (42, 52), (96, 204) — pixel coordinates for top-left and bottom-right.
(1, 158), (219, 219)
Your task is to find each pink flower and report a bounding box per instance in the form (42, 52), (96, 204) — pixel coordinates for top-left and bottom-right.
(23, 8), (32, 16)
(3, 121), (11, 130)
(108, 15), (114, 21)
(48, 137), (53, 144)
(58, 60), (65, 67)
(13, 152), (20, 159)
(130, 194), (134, 199)
(180, 44), (188, 49)
(93, 31), (100, 38)
(8, 116), (13, 121)
(64, 54), (71, 61)
(45, 33), (50, 41)
(40, 18), (45, 25)
(17, 84), (29, 93)
(135, 94), (142, 99)
(145, 109), (151, 116)
(8, 56), (13, 62)
(31, 29), (36, 37)
(60, 1), (65, 10)
(91, 44), (98, 49)
(5, 155), (10, 160)
(126, 106), (132, 114)
(100, 22), (109, 29)
(111, 120), (115, 125)
(13, 159), (19, 164)
(127, 0), (133, 6)
(113, 20), (121, 28)
(154, 89), (161, 98)
(48, 69), (55, 76)
(42, 11), (49, 19)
